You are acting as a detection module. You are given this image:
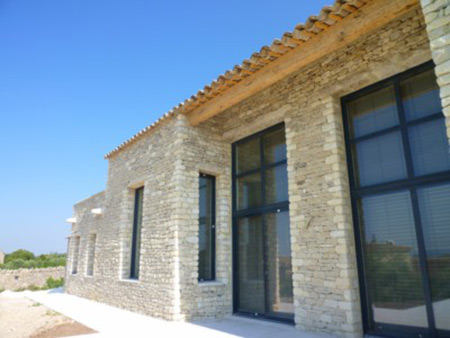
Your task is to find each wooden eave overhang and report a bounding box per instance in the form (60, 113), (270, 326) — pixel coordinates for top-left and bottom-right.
(105, 0), (419, 159)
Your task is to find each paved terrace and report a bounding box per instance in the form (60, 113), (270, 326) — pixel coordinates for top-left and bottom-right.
(22, 288), (334, 337)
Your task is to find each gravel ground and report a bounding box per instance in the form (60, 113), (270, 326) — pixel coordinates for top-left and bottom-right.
(0, 291), (96, 338)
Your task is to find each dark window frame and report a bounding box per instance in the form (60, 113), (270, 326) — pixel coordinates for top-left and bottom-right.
(232, 122), (294, 324)
(198, 173), (216, 282)
(233, 122), (288, 217)
(130, 186), (144, 280)
(342, 61), (450, 338)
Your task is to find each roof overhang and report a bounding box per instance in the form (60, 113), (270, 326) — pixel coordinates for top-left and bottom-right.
(105, 0), (421, 158)
(184, 0), (420, 126)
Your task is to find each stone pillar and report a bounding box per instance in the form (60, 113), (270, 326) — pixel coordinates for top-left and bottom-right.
(286, 95), (362, 338)
(420, 0), (450, 139)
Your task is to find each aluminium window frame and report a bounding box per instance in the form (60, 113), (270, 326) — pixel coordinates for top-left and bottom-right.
(231, 122), (294, 324)
(342, 61), (450, 338)
(129, 186), (144, 280)
(198, 173), (216, 282)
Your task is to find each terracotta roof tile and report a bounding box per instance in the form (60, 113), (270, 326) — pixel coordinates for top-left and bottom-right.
(104, 0), (368, 158)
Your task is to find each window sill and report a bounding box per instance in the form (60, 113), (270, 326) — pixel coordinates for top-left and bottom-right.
(119, 278), (140, 284)
(198, 280), (225, 287)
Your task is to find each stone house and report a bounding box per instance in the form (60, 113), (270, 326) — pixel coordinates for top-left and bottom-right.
(0, 250), (5, 265)
(64, 0), (450, 337)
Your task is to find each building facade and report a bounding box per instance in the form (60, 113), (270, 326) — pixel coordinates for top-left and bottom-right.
(64, 0), (450, 337)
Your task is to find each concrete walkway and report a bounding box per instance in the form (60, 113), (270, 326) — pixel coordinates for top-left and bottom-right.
(23, 288), (334, 338)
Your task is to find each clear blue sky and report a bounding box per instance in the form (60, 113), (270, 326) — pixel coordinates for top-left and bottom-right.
(0, 0), (331, 255)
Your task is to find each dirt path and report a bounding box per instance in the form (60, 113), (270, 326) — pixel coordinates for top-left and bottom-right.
(0, 291), (96, 338)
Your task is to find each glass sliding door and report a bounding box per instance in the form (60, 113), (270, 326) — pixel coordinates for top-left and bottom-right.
(237, 215), (265, 314)
(343, 62), (450, 338)
(233, 123), (294, 322)
(359, 191), (428, 329)
(265, 211), (294, 319)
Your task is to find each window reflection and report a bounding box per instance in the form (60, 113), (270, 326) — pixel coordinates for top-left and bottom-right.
(408, 118), (450, 176)
(236, 138), (260, 174)
(266, 211), (294, 318)
(347, 86), (398, 138)
(418, 184), (450, 331)
(355, 131), (407, 187)
(237, 172), (262, 210)
(400, 69), (442, 121)
(360, 191), (428, 328)
(264, 128), (287, 164)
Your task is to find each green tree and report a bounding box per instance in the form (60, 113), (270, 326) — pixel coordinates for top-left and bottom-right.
(4, 249), (35, 263)
(1, 251), (66, 270)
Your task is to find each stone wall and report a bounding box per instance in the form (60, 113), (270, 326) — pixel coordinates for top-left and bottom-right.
(65, 118), (184, 321)
(64, 3), (437, 338)
(174, 116), (232, 320)
(193, 6), (430, 337)
(0, 267), (65, 290)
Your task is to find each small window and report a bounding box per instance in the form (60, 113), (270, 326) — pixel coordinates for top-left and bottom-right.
(72, 236), (80, 275)
(130, 187), (144, 279)
(199, 174), (215, 281)
(86, 234), (96, 276)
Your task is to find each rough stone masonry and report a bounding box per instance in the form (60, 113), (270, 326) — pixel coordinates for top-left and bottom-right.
(0, 267), (65, 291)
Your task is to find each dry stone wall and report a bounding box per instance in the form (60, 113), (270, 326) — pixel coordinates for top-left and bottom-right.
(0, 267), (64, 290)
(174, 116), (232, 320)
(65, 119), (185, 321)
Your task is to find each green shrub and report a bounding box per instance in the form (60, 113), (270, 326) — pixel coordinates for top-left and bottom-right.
(7, 259), (27, 269)
(44, 277), (64, 289)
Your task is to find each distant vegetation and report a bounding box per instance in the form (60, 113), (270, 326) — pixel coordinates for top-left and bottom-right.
(14, 277), (64, 292)
(0, 249), (66, 270)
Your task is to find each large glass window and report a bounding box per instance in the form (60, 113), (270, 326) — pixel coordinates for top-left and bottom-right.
(130, 187), (144, 279)
(199, 174), (215, 281)
(343, 63), (450, 337)
(233, 123), (293, 322)
(235, 125), (288, 211)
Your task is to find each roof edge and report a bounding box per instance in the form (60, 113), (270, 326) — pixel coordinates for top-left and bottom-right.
(105, 0), (367, 159)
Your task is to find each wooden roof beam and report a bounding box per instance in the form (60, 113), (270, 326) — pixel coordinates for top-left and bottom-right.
(187, 0), (420, 126)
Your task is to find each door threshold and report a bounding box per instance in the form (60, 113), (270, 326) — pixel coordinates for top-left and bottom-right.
(232, 312), (295, 326)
